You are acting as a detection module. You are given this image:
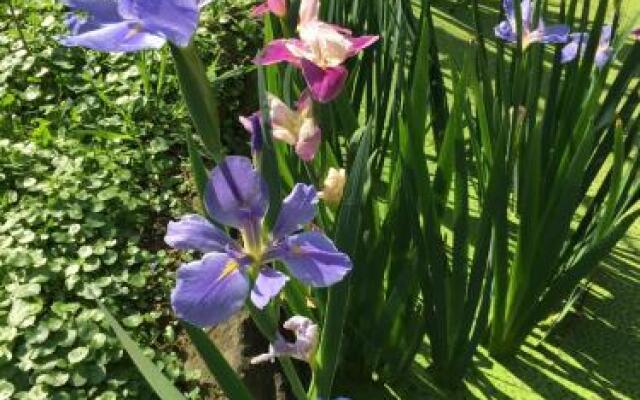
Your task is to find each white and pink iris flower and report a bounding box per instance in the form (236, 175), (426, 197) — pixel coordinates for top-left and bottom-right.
(240, 91), (322, 162)
(255, 0), (379, 103)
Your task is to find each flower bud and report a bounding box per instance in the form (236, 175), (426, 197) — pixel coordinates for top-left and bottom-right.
(319, 168), (346, 206)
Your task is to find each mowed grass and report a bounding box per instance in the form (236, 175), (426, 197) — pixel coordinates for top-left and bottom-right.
(399, 1), (640, 398)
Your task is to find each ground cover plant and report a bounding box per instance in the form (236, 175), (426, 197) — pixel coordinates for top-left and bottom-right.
(3, 0), (640, 399)
(1, 0), (262, 398)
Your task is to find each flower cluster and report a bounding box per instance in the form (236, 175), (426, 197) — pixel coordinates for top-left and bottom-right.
(494, 0), (615, 68)
(56, 0), (374, 357)
(494, 0), (569, 48)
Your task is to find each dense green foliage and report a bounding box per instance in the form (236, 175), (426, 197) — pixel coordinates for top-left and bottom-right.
(0, 136), (197, 400)
(0, 0), (261, 398)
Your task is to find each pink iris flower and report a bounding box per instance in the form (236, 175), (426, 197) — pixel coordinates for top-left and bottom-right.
(251, 0), (287, 18)
(255, 0), (379, 103)
(269, 91), (321, 161)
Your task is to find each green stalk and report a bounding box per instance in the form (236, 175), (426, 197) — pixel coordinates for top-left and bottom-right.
(308, 127), (371, 398)
(170, 44), (223, 162)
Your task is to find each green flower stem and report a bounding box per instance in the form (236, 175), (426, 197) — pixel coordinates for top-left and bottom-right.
(170, 43), (223, 163)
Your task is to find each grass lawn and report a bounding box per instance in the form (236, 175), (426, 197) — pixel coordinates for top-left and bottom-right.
(398, 1), (640, 398)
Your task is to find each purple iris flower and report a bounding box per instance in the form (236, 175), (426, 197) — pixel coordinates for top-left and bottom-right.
(59, 0), (208, 52)
(561, 26), (614, 69)
(495, 0), (569, 48)
(165, 156), (352, 327)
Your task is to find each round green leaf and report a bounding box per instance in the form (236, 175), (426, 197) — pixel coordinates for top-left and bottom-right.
(68, 347), (89, 364)
(0, 381), (14, 400)
(78, 246), (93, 259)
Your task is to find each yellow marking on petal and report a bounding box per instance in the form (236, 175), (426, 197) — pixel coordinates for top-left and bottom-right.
(217, 260), (240, 282)
(292, 245), (303, 255)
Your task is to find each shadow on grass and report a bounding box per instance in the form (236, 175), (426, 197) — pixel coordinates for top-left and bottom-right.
(400, 241), (640, 399)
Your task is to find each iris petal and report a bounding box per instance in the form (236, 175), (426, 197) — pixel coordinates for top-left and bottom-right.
(204, 156), (269, 229)
(171, 253), (250, 327)
(165, 214), (236, 253)
(273, 184), (318, 240)
(275, 231), (352, 287)
(347, 35), (380, 57)
(60, 21), (166, 52)
(300, 60), (348, 103)
(63, 0), (122, 23)
(255, 39), (304, 66)
(541, 25), (570, 43)
(250, 268), (289, 309)
(118, 0), (199, 47)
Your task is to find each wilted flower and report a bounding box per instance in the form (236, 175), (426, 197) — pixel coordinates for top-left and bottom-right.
(59, 0), (208, 52)
(561, 26), (614, 69)
(251, 0), (287, 18)
(255, 0), (379, 102)
(269, 92), (321, 161)
(319, 168), (346, 206)
(166, 156), (352, 327)
(494, 0), (569, 48)
(250, 316), (318, 364)
(239, 111), (264, 155)
(242, 92), (320, 161)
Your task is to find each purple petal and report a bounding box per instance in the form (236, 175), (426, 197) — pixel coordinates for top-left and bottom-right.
(347, 35), (380, 57)
(165, 214), (236, 253)
(520, 0), (532, 27)
(171, 253), (250, 327)
(273, 184), (318, 240)
(59, 21), (166, 52)
(255, 39), (303, 66)
(560, 33), (587, 63)
(300, 60), (348, 103)
(239, 112), (263, 154)
(273, 231), (352, 287)
(600, 25), (612, 45)
(495, 21), (516, 42)
(560, 40), (580, 63)
(541, 25), (570, 43)
(63, 0), (122, 23)
(250, 268), (289, 309)
(633, 29), (640, 40)
(502, 0), (515, 21)
(118, 0), (199, 47)
(595, 47), (613, 69)
(204, 156), (269, 229)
